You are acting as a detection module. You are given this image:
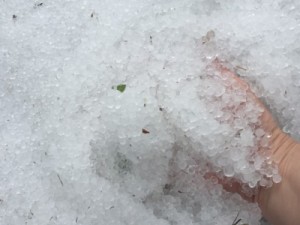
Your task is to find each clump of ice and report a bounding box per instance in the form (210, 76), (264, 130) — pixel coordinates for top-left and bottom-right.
(1, 0), (300, 225)
(156, 61), (280, 188)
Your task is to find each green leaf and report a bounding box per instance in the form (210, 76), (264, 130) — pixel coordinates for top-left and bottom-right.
(116, 84), (126, 93)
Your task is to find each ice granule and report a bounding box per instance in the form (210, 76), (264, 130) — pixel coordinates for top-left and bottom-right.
(1, 0), (300, 225)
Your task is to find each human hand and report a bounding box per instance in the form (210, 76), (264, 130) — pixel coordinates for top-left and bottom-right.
(210, 59), (300, 225)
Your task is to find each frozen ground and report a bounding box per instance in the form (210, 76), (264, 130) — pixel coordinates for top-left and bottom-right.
(1, 0), (300, 225)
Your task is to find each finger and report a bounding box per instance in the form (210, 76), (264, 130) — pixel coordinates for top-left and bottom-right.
(204, 172), (258, 203)
(212, 58), (250, 92)
(211, 58), (279, 148)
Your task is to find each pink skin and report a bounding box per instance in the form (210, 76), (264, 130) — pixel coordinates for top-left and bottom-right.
(208, 59), (300, 225)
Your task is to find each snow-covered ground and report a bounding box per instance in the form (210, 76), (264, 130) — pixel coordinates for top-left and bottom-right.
(1, 0), (300, 224)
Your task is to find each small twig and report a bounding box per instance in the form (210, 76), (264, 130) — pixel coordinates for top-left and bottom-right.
(232, 211), (241, 225)
(57, 174), (64, 186)
(236, 65), (247, 71)
(233, 219), (242, 225)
